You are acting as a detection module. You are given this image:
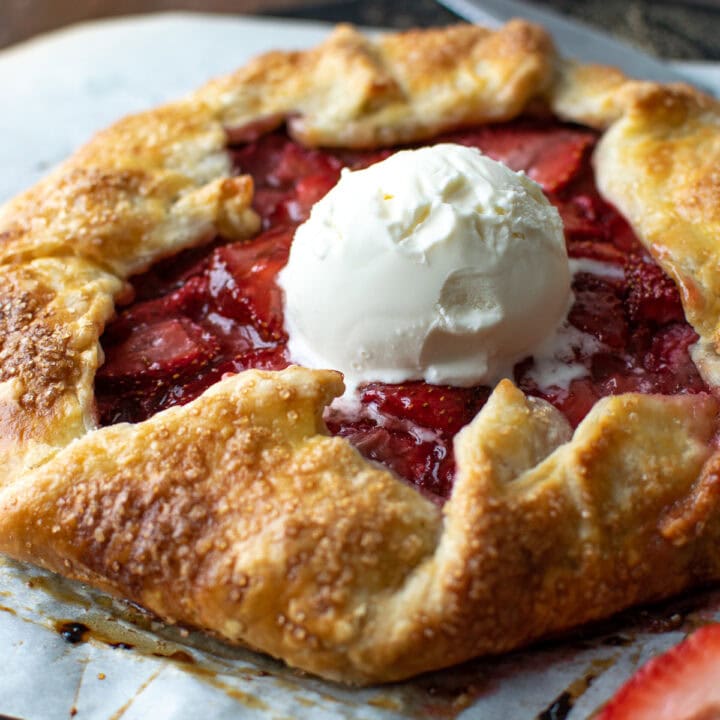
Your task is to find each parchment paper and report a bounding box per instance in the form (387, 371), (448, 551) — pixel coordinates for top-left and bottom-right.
(1, 14), (719, 719)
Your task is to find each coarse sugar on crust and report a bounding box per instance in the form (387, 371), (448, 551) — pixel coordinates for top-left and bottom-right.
(1, 21), (720, 684)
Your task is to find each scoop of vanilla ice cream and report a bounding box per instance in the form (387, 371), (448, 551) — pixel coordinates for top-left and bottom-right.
(277, 143), (570, 390)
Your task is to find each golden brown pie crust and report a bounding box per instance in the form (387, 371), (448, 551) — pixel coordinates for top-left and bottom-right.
(1, 21), (720, 684)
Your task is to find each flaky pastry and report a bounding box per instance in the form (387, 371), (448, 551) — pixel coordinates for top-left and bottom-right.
(1, 21), (720, 684)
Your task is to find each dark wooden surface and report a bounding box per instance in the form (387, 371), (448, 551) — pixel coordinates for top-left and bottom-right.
(2, 0), (719, 59)
(0, 0), (337, 50)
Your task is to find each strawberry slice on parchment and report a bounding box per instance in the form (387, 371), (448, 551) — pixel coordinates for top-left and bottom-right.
(597, 624), (720, 720)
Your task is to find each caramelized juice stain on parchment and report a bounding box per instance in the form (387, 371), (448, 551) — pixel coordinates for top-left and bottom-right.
(107, 667), (163, 720)
(1, 558), (275, 713)
(26, 572), (94, 610)
(534, 656), (617, 720)
(49, 611), (276, 714)
(202, 677), (269, 711)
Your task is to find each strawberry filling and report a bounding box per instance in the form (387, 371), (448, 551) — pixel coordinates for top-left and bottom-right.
(95, 120), (709, 500)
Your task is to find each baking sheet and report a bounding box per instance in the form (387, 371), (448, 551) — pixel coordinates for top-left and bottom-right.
(1, 13), (719, 719)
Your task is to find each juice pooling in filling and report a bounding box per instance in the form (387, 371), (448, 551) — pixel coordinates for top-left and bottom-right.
(95, 121), (709, 501)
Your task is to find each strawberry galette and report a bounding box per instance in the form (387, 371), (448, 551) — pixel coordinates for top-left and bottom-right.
(1, 21), (720, 684)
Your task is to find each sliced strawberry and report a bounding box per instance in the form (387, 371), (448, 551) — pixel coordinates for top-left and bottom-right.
(104, 276), (211, 350)
(556, 194), (605, 241)
(255, 173), (337, 226)
(98, 318), (219, 383)
(642, 324), (705, 394)
(569, 273), (628, 348)
(252, 187), (287, 225)
(516, 370), (600, 430)
(285, 173), (339, 221)
(234, 135), (342, 191)
(199, 314), (269, 357)
(167, 274), (212, 318)
(606, 208), (640, 252)
(591, 353), (650, 396)
(273, 142), (342, 186)
(230, 346), (290, 373)
(567, 239), (627, 265)
(327, 420), (455, 500)
(331, 148), (393, 171)
(644, 323), (698, 372)
(590, 352), (630, 383)
(135, 277), (210, 324)
(625, 252), (685, 326)
(95, 389), (157, 426)
(131, 242), (215, 302)
(142, 347), (290, 416)
(360, 382), (490, 437)
(597, 624), (720, 720)
(208, 228), (292, 338)
(231, 133), (288, 188)
(550, 378), (601, 429)
(447, 123), (596, 193)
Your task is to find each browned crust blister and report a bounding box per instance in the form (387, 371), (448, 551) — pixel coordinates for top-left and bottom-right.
(1, 21), (720, 684)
